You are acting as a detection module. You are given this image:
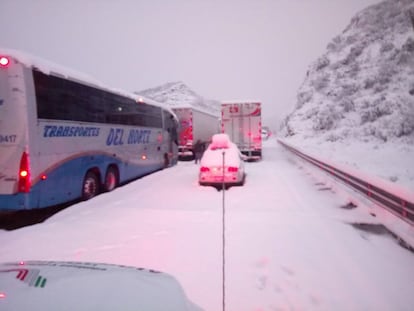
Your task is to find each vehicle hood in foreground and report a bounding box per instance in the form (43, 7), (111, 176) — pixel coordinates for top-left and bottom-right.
(0, 260), (203, 311)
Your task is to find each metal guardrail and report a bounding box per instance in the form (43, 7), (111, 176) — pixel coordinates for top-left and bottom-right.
(278, 140), (414, 225)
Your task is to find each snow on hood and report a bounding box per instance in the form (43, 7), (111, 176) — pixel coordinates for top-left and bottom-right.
(0, 260), (202, 311)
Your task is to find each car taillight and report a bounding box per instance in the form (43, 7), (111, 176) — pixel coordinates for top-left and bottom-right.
(200, 166), (210, 172)
(18, 152), (31, 193)
(0, 56), (10, 68)
(228, 166), (238, 172)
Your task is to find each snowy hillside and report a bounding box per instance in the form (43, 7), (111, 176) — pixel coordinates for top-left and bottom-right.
(281, 0), (414, 189)
(136, 81), (220, 115)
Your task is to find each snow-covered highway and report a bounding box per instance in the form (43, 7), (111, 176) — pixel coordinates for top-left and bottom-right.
(0, 139), (413, 311)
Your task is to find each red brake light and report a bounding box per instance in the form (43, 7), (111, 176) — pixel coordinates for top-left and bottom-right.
(200, 166), (210, 172)
(18, 152), (31, 193)
(0, 56), (10, 68)
(228, 166), (238, 172)
(188, 127), (193, 141)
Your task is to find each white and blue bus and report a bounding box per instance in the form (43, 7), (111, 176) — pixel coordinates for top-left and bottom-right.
(0, 49), (178, 211)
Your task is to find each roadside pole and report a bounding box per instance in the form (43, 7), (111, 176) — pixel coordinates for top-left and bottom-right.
(221, 150), (226, 311)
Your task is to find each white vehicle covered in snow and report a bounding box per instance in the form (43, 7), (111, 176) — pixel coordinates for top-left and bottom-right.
(0, 260), (202, 311)
(198, 133), (246, 188)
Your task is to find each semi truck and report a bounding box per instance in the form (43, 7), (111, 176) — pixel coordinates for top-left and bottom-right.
(221, 101), (262, 160)
(172, 107), (219, 160)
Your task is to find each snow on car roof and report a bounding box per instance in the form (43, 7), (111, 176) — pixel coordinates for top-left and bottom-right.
(210, 133), (231, 149)
(0, 260), (201, 311)
(201, 134), (241, 167)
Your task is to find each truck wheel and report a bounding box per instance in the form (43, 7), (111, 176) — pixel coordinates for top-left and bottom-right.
(104, 166), (118, 192)
(82, 171), (100, 200)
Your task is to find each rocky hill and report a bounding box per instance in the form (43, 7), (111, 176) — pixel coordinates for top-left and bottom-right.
(282, 0), (414, 146)
(136, 81), (220, 116)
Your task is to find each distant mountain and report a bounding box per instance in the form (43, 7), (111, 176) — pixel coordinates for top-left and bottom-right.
(136, 81), (220, 116)
(282, 0), (414, 146)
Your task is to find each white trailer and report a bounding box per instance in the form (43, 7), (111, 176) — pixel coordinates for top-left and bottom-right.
(221, 101), (262, 160)
(172, 107), (219, 159)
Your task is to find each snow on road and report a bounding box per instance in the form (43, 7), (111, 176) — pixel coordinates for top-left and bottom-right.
(0, 139), (413, 310)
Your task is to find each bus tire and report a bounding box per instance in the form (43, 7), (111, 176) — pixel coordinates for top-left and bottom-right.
(82, 171), (100, 200)
(104, 166), (118, 192)
(163, 153), (169, 169)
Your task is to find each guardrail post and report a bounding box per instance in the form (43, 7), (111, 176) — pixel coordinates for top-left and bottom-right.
(402, 200), (407, 218)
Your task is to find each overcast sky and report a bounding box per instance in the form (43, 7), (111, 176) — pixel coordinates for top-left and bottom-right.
(0, 0), (380, 126)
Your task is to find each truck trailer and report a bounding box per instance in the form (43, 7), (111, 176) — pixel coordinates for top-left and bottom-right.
(221, 101), (262, 160)
(172, 107), (219, 160)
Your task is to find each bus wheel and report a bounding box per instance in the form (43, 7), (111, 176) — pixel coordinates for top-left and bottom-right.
(104, 167), (118, 192)
(163, 153), (170, 169)
(82, 171), (100, 200)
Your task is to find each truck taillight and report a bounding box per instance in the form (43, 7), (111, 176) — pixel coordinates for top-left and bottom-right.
(0, 56), (10, 68)
(200, 167), (210, 172)
(188, 127), (193, 141)
(18, 152), (31, 193)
